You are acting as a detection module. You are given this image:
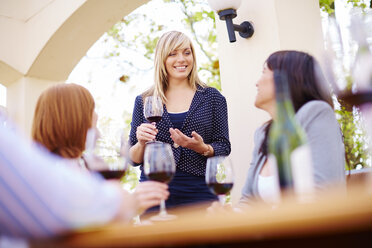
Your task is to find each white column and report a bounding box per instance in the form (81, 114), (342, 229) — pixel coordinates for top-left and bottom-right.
(216, 0), (324, 203)
(6, 77), (62, 137)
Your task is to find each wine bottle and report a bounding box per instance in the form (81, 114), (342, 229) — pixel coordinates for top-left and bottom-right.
(268, 70), (314, 201)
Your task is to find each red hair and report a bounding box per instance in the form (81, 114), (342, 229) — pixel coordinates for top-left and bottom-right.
(32, 83), (95, 158)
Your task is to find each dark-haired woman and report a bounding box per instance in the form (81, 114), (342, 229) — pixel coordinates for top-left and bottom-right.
(240, 50), (345, 206)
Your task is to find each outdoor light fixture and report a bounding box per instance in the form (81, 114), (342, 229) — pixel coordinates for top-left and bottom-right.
(208, 0), (254, 43)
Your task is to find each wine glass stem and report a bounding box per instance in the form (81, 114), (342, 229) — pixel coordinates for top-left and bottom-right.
(159, 199), (167, 217)
(218, 195), (225, 206)
(152, 122), (156, 142)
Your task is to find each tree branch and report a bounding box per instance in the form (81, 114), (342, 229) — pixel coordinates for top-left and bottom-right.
(179, 0), (214, 64)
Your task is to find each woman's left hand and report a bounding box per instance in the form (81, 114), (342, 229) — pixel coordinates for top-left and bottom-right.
(169, 128), (209, 154)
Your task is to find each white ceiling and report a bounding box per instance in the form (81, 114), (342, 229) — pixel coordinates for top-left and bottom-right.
(0, 0), (55, 22)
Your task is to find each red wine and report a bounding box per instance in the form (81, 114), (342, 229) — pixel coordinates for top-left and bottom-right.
(338, 90), (372, 107)
(208, 183), (233, 195)
(147, 171), (174, 183)
(146, 116), (162, 123)
(97, 170), (126, 180)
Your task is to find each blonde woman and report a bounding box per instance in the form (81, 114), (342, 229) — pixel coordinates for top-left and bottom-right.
(129, 31), (231, 210)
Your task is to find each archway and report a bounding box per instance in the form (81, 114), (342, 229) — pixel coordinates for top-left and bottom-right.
(0, 0), (149, 133)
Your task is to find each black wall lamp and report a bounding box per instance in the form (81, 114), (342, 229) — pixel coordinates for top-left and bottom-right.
(208, 0), (254, 43)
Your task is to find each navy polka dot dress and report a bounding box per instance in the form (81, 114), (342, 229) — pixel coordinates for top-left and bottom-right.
(129, 85), (231, 208)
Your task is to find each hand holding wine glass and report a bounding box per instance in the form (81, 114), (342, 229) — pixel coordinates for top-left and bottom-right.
(206, 156), (234, 205)
(136, 123), (158, 146)
(144, 142), (176, 221)
(132, 181), (170, 216)
(143, 95), (163, 143)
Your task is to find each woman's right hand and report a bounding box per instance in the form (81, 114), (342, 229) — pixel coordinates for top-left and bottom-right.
(136, 123), (158, 146)
(115, 181), (169, 221)
(132, 181), (169, 215)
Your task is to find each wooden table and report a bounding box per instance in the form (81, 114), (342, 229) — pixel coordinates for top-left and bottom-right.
(31, 186), (372, 248)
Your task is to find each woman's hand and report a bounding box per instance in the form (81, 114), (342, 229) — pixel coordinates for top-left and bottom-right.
(115, 181), (169, 221)
(132, 181), (169, 215)
(169, 128), (211, 154)
(130, 123), (157, 164)
(136, 123), (158, 146)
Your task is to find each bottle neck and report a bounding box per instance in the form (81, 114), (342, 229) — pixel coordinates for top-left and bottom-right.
(274, 71), (296, 122)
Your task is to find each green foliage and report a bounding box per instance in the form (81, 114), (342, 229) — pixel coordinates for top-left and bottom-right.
(335, 106), (369, 169)
(216, 164), (226, 183)
(174, 0), (220, 88)
(142, 36), (160, 60)
(321, 1), (371, 169)
(319, 0), (369, 15)
(121, 166), (140, 190)
(105, 0), (221, 90)
(319, 0), (335, 15)
(347, 0), (368, 9)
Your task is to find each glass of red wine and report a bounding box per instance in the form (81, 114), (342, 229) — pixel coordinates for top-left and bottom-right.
(206, 156), (234, 205)
(143, 95), (163, 143)
(144, 142), (176, 221)
(84, 128), (128, 180)
(95, 156), (127, 180)
(323, 13), (372, 105)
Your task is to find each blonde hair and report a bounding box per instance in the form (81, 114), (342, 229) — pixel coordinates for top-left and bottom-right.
(144, 31), (206, 102)
(32, 83), (95, 159)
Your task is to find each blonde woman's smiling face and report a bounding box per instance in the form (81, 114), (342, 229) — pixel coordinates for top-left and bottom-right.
(165, 47), (194, 81)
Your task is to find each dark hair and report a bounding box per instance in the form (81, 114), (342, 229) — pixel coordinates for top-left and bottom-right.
(259, 50), (334, 156)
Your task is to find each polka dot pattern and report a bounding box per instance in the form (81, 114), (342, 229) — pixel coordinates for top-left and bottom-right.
(129, 86), (231, 176)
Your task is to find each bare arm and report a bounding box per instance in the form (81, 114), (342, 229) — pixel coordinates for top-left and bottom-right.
(129, 123), (157, 163)
(129, 96), (157, 164)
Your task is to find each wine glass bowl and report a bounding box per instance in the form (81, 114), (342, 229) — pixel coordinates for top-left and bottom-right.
(84, 152), (128, 180)
(143, 95), (164, 143)
(84, 128), (129, 180)
(96, 155), (128, 180)
(144, 142), (176, 221)
(323, 13), (372, 107)
(144, 95), (163, 123)
(206, 156), (234, 205)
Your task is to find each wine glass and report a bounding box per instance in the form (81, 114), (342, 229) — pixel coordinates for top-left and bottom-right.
(143, 95), (163, 143)
(206, 156), (234, 205)
(323, 13), (372, 104)
(143, 142), (176, 221)
(84, 128), (128, 180)
(322, 17), (347, 96)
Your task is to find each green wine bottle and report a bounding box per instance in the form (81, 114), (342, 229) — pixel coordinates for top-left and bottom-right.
(268, 70), (314, 200)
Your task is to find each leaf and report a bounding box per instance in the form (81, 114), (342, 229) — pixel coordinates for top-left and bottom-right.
(119, 74), (130, 83)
